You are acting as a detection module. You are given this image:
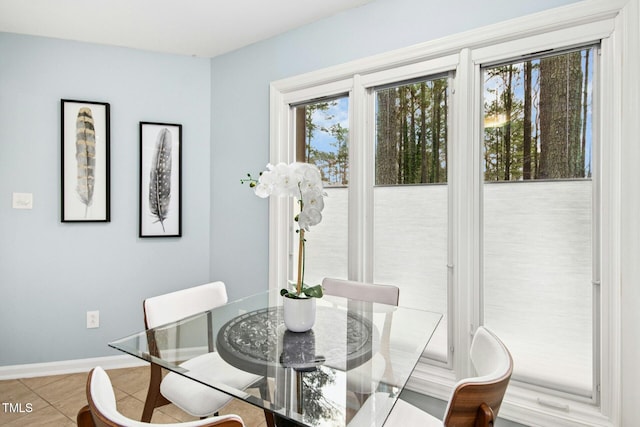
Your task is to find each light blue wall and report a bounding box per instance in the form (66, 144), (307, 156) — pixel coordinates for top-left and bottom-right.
(209, 0), (583, 300)
(0, 33), (212, 365)
(0, 0), (584, 366)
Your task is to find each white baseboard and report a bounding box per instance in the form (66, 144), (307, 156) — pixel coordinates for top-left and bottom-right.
(0, 355), (147, 380)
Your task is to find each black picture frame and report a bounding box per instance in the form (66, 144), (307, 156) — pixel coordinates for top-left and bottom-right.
(139, 122), (182, 237)
(61, 99), (111, 222)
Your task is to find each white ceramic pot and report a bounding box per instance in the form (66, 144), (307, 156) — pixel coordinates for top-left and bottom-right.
(283, 296), (316, 332)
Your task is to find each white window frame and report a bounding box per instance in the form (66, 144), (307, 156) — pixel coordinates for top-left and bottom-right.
(269, 1), (636, 425)
(358, 57), (458, 370)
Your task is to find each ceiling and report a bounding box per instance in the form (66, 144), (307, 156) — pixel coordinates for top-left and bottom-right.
(0, 0), (373, 58)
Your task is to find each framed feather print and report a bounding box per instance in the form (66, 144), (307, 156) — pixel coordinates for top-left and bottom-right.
(139, 122), (182, 237)
(61, 99), (110, 222)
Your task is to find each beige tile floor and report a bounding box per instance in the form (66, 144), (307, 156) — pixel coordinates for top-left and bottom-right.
(0, 366), (268, 426)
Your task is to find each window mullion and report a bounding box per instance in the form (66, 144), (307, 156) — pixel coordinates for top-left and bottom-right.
(449, 47), (479, 379)
(347, 74), (372, 282)
(597, 31), (622, 422)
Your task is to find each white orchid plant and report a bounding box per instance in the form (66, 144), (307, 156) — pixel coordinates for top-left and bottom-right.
(242, 162), (325, 299)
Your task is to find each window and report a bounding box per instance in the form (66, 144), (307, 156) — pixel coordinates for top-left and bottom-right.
(269, 3), (627, 424)
(373, 77), (450, 363)
(294, 96), (350, 286)
(482, 47), (597, 397)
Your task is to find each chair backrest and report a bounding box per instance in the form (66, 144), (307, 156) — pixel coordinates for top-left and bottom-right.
(144, 281), (228, 329)
(321, 278), (399, 306)
(443, 326), (513, 426)
(83, 367), (244, 427)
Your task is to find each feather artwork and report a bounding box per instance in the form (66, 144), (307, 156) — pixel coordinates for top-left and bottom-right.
(149, 128), (172, 231)
(76, 107), (96, 217)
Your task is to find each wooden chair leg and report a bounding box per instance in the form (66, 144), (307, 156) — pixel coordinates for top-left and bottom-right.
(258, 378), (276, 427)
(474, 402), (496, 427)
(141, 363), (170, 422)
(353, 391), (369, 407)
(263, 410), (276, 427)
(77, 405), (95, 427)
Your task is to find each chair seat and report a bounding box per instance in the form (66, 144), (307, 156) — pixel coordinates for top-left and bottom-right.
(161, 352), (261, 417)
(385, 398), (442, 426)
(81, 366), (245, 427)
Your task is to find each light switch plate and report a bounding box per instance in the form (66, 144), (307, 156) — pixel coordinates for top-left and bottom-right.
(87, 311), (99, 329)
(12, 193), (33, 209)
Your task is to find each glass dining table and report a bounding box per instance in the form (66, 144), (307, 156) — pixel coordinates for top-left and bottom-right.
(109, 290), (441, 427)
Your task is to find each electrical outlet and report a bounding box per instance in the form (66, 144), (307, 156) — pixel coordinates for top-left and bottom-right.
(86, 311), (99, 329)
(12, 193), (33, 209)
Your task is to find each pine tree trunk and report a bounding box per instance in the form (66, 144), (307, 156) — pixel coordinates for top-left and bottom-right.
(539, 52), (583, 179)
(420, 82), (428, 183)
(503, 66), (514, 181)
(399, 86), (408, 183)
(580, 50), (590, 178)
(431, 82), (443, 183)
(376, 90), (398, 185)
(523, 61), (532, 180)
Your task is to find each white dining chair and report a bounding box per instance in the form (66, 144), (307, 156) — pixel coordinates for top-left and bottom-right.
(322, 277), (399, 306)
(383, 326), (513, 426)
(77, 366), (245, 427)
(322, 278), (399, 398)
(141, 281), (261, 422)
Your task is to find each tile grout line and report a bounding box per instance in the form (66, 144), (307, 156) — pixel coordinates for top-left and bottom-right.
(16, 375), (79, 425)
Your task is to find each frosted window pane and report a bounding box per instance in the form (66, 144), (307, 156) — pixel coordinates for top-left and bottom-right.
(373, 186), (448, 362)
(483, 181), (592, 394)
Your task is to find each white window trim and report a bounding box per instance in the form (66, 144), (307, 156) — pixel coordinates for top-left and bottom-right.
(269, 1), (636, 425)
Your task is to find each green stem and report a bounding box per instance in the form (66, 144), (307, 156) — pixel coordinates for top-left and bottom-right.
(296, 182), (305, 295)
(297, 229), (305, 295)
